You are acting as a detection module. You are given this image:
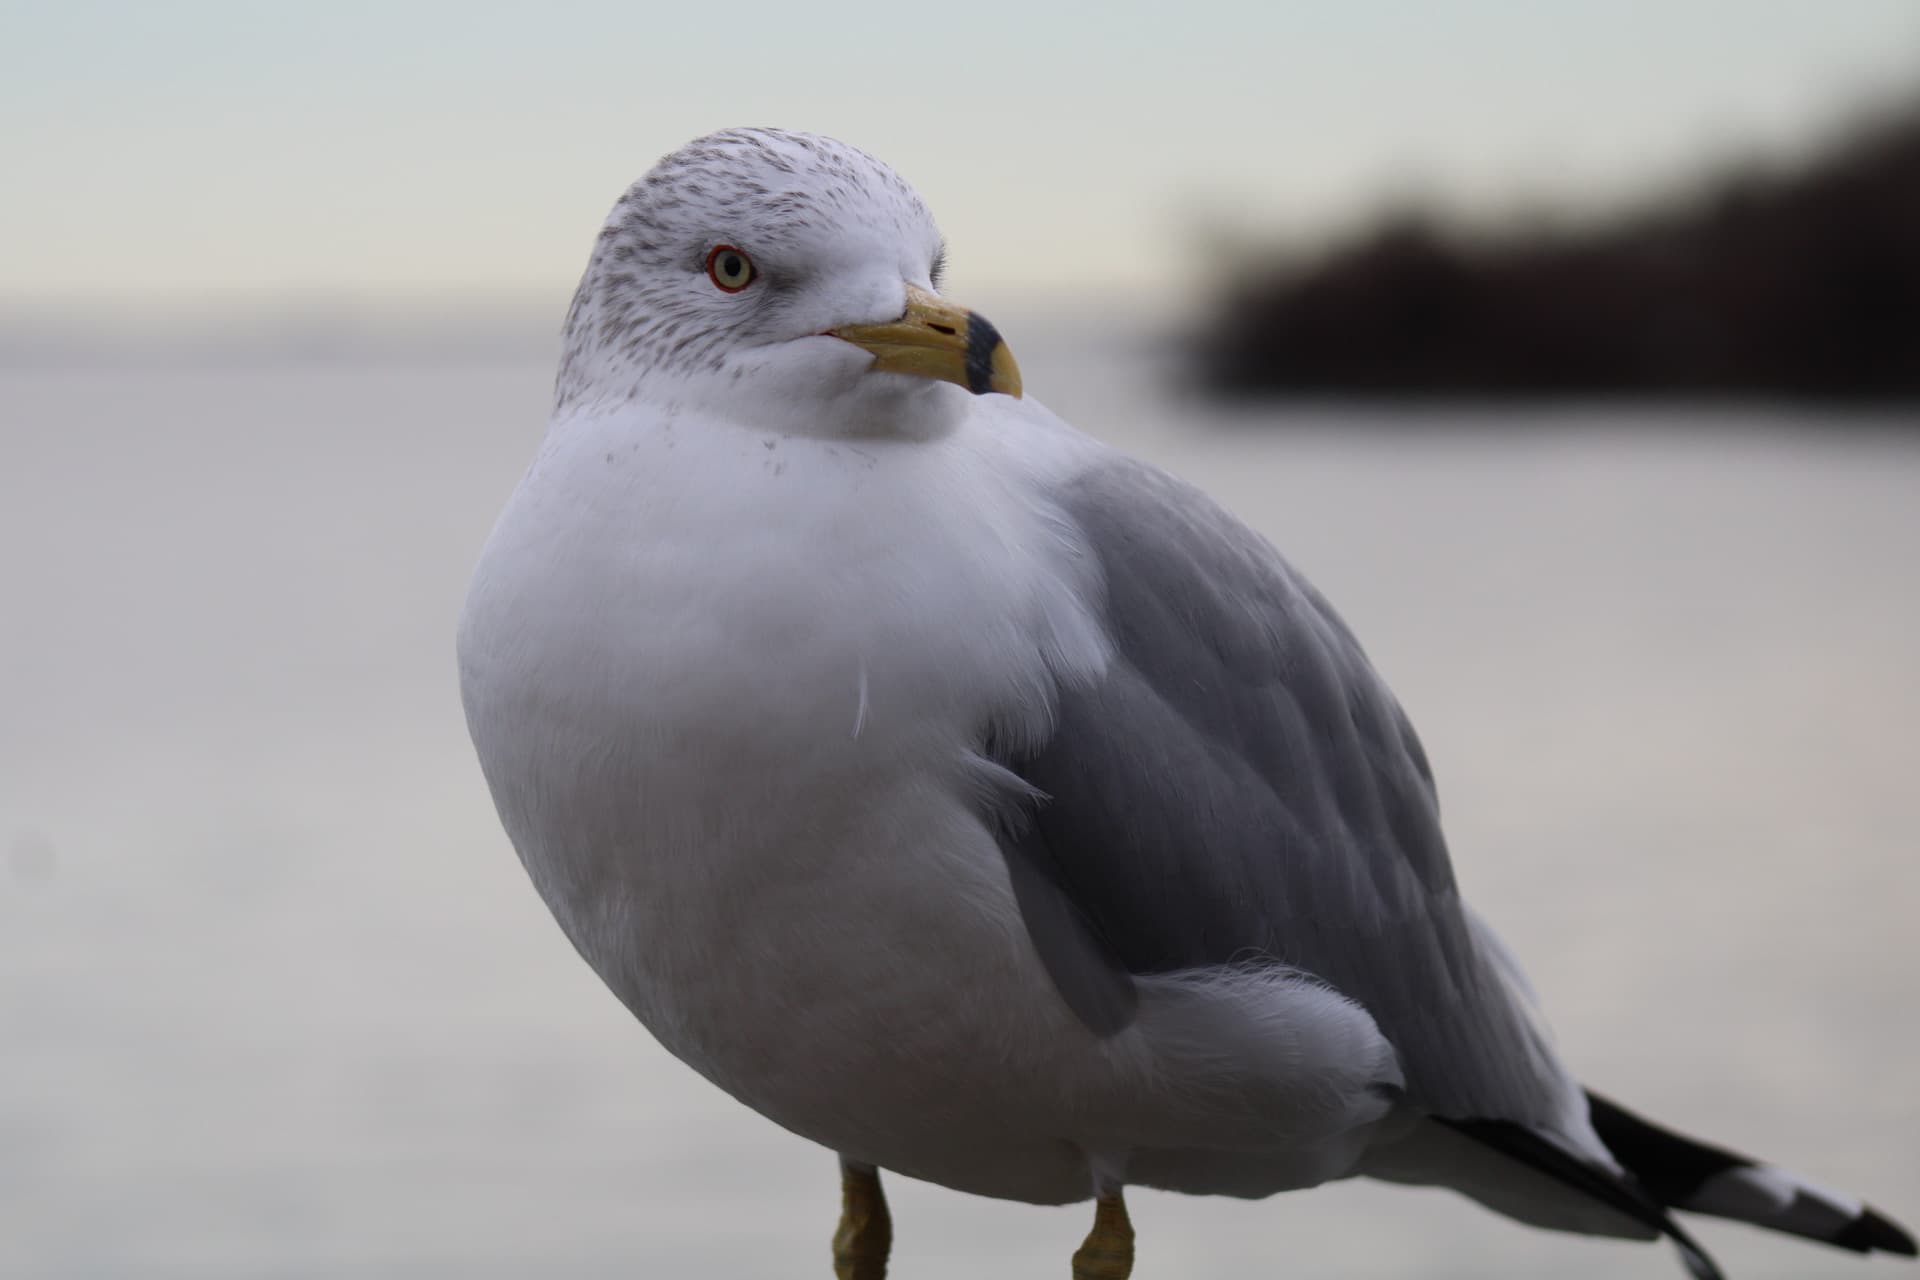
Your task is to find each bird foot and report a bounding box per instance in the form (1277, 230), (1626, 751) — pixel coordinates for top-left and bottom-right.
(832, 1160), (892, 1280)
(1071, 1191), (1135, 1280)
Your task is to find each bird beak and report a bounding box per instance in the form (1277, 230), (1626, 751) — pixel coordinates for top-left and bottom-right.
(828, 284), (1022, 398)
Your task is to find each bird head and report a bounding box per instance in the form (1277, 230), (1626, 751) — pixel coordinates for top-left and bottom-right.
(556, 127), (1021, 437)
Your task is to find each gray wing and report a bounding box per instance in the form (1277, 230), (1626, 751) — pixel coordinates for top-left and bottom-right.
(993, 457), (1565, 1126)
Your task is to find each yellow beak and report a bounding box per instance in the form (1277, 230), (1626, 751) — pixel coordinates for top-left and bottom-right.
(828, 284), (1022, 398)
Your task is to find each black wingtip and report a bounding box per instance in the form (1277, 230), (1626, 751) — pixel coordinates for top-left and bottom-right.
(1670, 1222), (1727, 1280)
(1436, 1116), (1726, 1280)
(1830, 1206), (1918, 1257)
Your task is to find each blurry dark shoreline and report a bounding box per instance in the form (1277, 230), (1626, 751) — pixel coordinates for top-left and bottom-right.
(1192, 104), (1920, 407)
(10, 99), (1918, 427)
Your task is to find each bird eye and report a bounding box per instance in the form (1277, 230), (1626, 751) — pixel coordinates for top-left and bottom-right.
(705, 245), (755, 293)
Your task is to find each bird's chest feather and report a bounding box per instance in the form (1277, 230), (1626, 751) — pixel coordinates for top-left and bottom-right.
(465, 406), (1095, 759)
(458, 407), (1110, 1134)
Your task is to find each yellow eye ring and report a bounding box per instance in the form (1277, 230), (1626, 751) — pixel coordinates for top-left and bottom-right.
(705, 244), (755, 293)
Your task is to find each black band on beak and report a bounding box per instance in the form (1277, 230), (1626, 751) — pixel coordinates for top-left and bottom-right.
(964, 311), (1004, 396)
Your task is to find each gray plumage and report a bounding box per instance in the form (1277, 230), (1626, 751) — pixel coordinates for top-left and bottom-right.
(461, 125), (1916, 1278)
(556, 128), (937, 411)
(994, 458), (1568, 1126)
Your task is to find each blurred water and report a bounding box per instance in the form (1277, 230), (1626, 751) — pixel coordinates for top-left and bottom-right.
(2, 325), (1916, 1279)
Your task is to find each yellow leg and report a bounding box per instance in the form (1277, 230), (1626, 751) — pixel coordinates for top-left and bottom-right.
(832, 1160), (892, 1280)
(1071, 1190), (1135, 1280)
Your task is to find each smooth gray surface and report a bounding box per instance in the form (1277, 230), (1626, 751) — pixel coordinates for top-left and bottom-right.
(3, 328), (1916, 1277)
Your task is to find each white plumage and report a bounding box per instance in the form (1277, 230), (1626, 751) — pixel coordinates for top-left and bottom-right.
(457, 127), (1913, 1278)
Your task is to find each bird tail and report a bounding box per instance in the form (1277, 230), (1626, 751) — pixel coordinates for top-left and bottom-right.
(1432, 1114), (1725, 1280)
(1587, 1090), (1917, 1260)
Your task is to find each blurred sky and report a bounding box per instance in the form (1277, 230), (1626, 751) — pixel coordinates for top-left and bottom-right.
(3, 0), (1918, 307)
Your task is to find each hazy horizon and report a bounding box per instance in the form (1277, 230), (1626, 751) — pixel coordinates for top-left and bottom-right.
(5, 1), (1918, 313)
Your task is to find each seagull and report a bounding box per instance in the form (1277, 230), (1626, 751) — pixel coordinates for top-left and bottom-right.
(457, 127), (1914, 1279)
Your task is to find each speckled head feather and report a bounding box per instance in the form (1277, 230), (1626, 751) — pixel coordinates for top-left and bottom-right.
(555, 128), (947, 415)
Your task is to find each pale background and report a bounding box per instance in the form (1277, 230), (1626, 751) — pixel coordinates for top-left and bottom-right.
(2, 3), (1917, 1277)
(7, 0), (1920, 304)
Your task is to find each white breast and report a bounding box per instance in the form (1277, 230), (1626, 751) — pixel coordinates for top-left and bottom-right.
(457, 395), (1127, 1194)
(458, 396), (1406, 1205)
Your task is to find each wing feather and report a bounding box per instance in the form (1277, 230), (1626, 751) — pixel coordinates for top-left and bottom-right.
(993, 458), (1575, 1129)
